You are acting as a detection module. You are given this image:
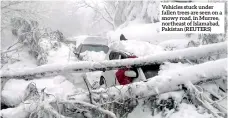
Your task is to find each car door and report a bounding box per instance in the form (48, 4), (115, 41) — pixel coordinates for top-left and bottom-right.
(102, 51), (147, 87)
(102, 51), (122, 87)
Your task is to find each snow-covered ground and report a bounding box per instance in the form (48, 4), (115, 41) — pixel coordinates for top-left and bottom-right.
(1, 42), (86, 107)
(128, 98), (213, 118)
(2, 76), (77, 106)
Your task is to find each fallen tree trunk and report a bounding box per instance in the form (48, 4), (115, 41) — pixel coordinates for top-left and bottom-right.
(68, 58), (227, 104)
(1, 59), (226, 118)
(1, 42), (227, 79)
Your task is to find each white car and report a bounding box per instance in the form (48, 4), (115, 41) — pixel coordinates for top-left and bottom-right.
(73, 37), (161, 89)
(72, 36), (110, 89)
(99, 49), (161, 88)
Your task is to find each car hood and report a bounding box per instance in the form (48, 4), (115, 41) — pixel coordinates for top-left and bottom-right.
(80, 51), (106, 61)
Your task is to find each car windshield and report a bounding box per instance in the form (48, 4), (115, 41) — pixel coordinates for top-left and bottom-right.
(80, 44), (109, 53)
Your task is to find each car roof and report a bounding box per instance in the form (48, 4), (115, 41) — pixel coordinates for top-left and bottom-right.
(82, 36), (108, 46)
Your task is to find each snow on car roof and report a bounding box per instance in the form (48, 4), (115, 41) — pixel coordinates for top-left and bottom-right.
(82, 36), (108, 46)
(109, 40), (164, 57)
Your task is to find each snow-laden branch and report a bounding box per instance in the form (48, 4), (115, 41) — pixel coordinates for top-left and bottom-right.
(1, 1), (24, 9)
(0, 42), (227, 79)
(0, 83), (117, 118)
(185, 81), (226, 117)
(68, 58), (227, 104)
(60, 100), (117, 118)
(79, 0), (115, 29)
(0, 87), (71, 118)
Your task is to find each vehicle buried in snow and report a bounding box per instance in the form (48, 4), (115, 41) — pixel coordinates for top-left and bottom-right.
(73, 36), (161, 89)
(99, 49), (161, 88)
(73, 36), (109, 61)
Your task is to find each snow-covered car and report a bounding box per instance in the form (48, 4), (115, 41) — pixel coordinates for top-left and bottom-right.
(99, 49), (161, 88)
(71, 36), (110, 90)
(73, 36), (109, 61)
(73, 37), (162, 89)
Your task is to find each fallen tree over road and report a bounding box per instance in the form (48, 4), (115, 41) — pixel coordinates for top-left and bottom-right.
(1, 42), (226, 79)
(1, 59), (226, 118)
(68, 58), (227, 105)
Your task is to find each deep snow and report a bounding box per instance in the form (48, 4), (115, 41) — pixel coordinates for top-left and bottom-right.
(109, 40), (164, 57)
(127, 98), (213, 118)
(1, 20), (227, 118)
(108, 22), (198, 45)
(2, 76), (77, 107)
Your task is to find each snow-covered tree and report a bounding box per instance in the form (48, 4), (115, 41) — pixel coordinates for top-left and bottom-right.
(1, 1), (66, 66)
(72, 0), (161, 30)
(1, 1), (48, 31)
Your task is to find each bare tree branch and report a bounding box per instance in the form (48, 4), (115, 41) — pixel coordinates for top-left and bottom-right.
(74, 0), (115, 29)
(1, 1), (24, 9)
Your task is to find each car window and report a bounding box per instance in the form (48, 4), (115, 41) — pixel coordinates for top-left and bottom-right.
(119, 52), (128, 59)
(109, 51), (121, 60)
(109, 51), (128, 60)
(80, 44), (109, 53)
(141, 64), (160, 79)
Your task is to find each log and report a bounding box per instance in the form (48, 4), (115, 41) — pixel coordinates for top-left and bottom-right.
(68, 58), (227, 104)
(0, 42), (227, 79)
(0, 59), (226, 118)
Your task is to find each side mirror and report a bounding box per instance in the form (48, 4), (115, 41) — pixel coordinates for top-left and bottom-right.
(124, 70), (137, 78)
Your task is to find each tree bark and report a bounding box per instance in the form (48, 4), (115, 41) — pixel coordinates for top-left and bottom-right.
(68, 58), (227, 104)
(1, 42), (226, 79)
